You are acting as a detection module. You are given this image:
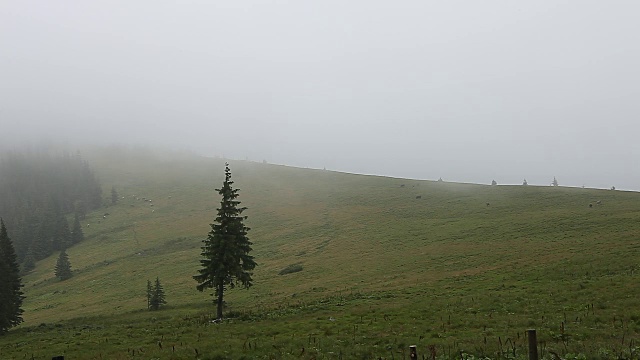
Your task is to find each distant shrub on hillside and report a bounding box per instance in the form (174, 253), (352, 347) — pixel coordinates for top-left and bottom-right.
(278, 264), (303, 275)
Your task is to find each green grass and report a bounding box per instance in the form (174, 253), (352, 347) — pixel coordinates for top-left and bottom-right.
(1, 146), (640, 359)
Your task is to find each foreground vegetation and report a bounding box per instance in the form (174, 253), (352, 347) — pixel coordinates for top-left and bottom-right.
(1, 147), (639, 359)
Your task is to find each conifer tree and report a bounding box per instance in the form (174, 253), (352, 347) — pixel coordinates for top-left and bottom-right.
(149, 277), (167, 311)
(74, 200), (87, 221)
(54, 215), (72, 250)
(21, 250), (36, 274)
(194, 163), (256, 319)
(54, 249), (73, 281)
(70, 213), (84, 245)
(0, 219), (24, 333)
(146, 279), (152, 310)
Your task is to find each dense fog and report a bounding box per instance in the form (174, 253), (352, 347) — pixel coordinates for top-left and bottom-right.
(1, 1), (638, 189)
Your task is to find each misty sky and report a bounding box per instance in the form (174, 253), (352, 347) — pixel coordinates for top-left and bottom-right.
(1, 1), (639, 189)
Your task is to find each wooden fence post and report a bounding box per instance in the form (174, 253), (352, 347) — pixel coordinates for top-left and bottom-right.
(527, 329), (538, 360)
(409, 345), (418, 359)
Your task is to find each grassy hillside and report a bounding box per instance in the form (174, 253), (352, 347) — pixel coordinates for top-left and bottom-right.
(2, 146), (640, 359)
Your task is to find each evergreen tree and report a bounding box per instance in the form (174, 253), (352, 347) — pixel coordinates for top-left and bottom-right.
(146, 279), (152, 310)
(21, 250), (36, 274)
(0, 219), (24, 333)
(54, 249), (73, 281)
(111, 186), (119, 205)
(35, 201), (58, 256)
(193, 163), (256, 319)
(30, 228), (49, 261)
(53, 214), (72, 250)
(149, 277), (167, 311)
(70, 213), (84, 245)
(74, 200), (87, 221)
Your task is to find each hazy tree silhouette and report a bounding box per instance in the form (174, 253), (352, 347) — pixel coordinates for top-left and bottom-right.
(111, 186), (119, 205)
(54, 249), (73, 281)
(21, 250), (35, 274)
(70, 213), (84, 245)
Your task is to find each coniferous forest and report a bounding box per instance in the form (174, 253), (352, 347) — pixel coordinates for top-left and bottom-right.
(0, 150), (102, 271)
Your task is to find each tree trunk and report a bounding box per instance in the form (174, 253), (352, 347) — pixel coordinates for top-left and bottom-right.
(216, 282), (224, 320)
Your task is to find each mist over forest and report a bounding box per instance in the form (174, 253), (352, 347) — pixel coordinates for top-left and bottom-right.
(1, 1), (639, 190)
(0, 150), (102, 268)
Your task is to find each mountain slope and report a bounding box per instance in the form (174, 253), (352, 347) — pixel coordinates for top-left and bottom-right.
(5, 146), (640, 358)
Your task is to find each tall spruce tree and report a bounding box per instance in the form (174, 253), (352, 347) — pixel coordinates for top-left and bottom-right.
(0, 219), (24, 333)
(193, 163), (256, 319)
(54, 249), (73, 281)
(149, 277), (167, 311)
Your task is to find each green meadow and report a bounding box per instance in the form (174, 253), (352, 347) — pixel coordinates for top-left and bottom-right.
(1, 147), (640, 359)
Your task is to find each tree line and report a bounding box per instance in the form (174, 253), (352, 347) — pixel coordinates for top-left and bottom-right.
(0, 150), (101, 271)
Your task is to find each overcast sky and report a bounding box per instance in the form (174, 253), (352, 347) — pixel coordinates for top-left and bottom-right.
(1, 1), (639, 189)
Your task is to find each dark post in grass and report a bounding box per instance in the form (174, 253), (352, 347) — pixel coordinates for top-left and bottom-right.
(409, 345), (418, 359)
(527, 329), (538, 360)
